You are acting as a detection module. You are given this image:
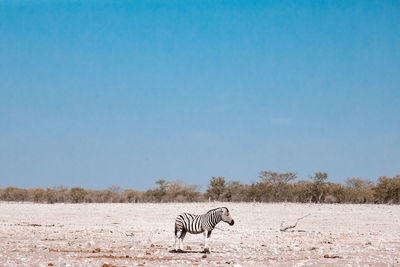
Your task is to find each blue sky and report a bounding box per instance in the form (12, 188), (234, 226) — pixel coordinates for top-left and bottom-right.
(1, 0), (399, 190)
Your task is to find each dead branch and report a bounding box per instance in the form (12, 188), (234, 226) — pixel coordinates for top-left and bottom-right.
(324, 254), (342, 259)
(280, 213), (311, 232)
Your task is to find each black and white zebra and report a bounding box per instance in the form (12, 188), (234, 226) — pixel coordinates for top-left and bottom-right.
(173, 207), (234, 253)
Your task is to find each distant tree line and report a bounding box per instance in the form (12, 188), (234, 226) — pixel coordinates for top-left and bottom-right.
(1, 172), (399, 204)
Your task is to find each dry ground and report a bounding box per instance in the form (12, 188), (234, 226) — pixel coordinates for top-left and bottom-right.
(0, 202), (399, 266)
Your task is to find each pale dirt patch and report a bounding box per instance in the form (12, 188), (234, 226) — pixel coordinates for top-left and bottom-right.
(0, 202), (399, 266)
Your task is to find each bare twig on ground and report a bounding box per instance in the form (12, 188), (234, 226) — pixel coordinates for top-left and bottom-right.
(324, 254), (342, 259)
(280, 213), (311, 232)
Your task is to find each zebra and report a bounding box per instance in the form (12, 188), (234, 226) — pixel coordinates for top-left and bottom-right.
(173, 207), (234, 253)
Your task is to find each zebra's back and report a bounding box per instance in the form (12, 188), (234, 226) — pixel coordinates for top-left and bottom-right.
(175, 213), (204, 234)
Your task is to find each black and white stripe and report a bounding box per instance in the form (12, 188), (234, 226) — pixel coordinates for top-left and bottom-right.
(173, 207), (234, 253)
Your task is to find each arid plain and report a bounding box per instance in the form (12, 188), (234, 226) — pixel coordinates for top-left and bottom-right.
(0, 202), (399, 266)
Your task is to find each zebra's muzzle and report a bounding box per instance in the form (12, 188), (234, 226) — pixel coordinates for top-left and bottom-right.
(229, 220), (235, 226)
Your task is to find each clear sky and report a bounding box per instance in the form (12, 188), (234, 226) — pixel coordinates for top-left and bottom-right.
(1, 0), (399, 190)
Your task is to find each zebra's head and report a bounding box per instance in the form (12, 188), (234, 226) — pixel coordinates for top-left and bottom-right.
(220, 207), (234, 226)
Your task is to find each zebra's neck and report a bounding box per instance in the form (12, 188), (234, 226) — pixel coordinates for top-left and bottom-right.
(207, 210), (222, 230)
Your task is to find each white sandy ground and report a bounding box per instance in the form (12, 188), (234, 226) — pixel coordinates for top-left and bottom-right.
(0, 202), (399, 267)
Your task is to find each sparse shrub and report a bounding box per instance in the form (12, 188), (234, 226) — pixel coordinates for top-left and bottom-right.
(162, 181), (199, 202)
(310, 172), (328, 203)
(122, 189), (143, 203)
(205, 176), (226, 201)
(344, 178), (374, 203)
(70, 187), (87, 203)
(97, 190), (114, 203)
(53, 186), (68, 202)
(1, 187), (28, 202)
(292, 180), (313, 203)
(30, 188), (45, 202)
(45, 188), (57, 204)
(245, 182), (274, 202)
(374, 175), (400, 204)
(152, 179), (168, 202)
(83, 190), (104, 203)
(325, 182), (346, 203)
(259, 171), (297, 202)
(1, 173), (399, 204)
(223, 181), (246, 202)
(143, 189), (158, 202)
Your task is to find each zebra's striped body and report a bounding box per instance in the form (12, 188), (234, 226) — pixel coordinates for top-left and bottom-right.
(173, 207), (234, 253)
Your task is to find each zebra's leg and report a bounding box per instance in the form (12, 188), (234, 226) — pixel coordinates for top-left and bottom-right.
(175, 230), (185, 252)
(174, 231), (180, 251)
(178, 231), (186, 252)
(203, 230), (210, 253)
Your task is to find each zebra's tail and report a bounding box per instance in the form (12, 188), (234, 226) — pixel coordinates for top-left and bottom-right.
(174, 216), (179, 236)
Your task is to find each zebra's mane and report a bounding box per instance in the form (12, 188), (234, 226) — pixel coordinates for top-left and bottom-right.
(206, 207), (229, 214)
